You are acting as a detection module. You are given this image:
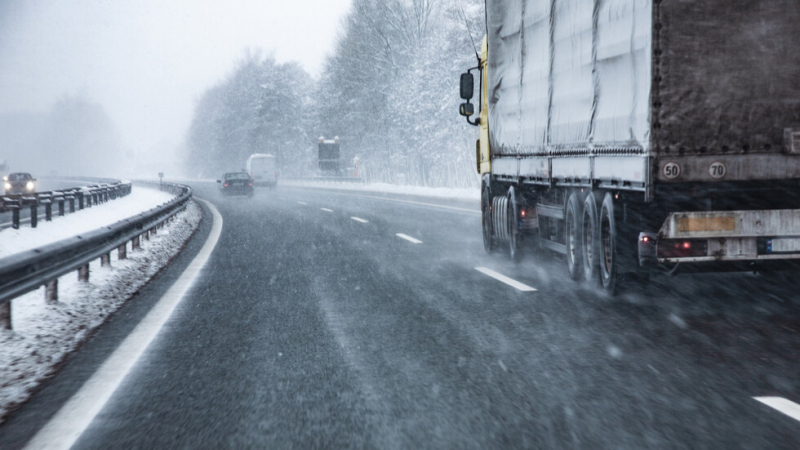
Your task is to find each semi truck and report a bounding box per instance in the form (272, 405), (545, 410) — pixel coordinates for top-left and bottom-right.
(459, 0), (800, 293)
(318, 136), (341, 175)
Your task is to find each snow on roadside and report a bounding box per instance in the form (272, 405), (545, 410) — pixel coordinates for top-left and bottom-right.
(0, 186), (175, 259)
(0, 200), (202, 423)
(271, 179), (480, 201)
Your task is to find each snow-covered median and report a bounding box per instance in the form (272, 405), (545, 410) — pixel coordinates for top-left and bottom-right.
(0, 186), (175, 259)
(0, 199), (202, 423)
(281, 179), (480, 201)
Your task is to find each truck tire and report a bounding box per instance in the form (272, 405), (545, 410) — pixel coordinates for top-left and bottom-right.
(599, 193), (618, 294)
(581, 193), (600, 284)
(508, 189), (521, 263)
(565, 193), (583, 280)
(482, 188), (496, 253)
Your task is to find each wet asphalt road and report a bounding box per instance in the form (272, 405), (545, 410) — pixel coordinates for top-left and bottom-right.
(2, 182), (800, 448)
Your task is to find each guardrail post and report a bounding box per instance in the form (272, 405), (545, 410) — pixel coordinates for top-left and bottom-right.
(78, 192), (84, 210)
(46, 279), (58, 303)
(29, 202), (38, 228)
(8, 200), (20, 229)
(0, 302), (10, 330)
(132, 235), (140, 250)
(118, 243), (127, 260)
(42, 194), (53, 222)
(56, 193), (65, 216)
(78, 264), (89, 282)
(151, 226), (157, 235)
(143, 230), (149, 241)
(101, 253), (111, 267)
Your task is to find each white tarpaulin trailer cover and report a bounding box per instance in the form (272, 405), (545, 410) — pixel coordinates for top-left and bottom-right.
(487, 0), (800, 159)
(487, 0), (652, 157)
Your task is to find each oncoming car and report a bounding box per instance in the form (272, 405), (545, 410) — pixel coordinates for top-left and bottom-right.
(3, 172), (36, 195)
(217, 172), (254, 197)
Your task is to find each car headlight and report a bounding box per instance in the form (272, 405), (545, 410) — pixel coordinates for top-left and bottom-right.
(3, 182), (10, 190)
(26, 181), (35, 191)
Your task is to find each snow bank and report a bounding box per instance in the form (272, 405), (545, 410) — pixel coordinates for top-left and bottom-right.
(0, 187), (175, 259)
(0, 201), (202, 423)
(282, 179), (480, 201)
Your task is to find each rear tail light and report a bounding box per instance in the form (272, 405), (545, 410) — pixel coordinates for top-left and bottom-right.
(657, 239), (708, 258)
(223, 183), (228, 187)
(248, 182), (253, 186)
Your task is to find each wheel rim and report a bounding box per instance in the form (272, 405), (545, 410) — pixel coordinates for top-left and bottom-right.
(583, 209), (593, 267)
(602, 214), (612, 275)
(509, 204), (517, 257)
(567, 209), (576, 266)
(483, 195), (492, 250)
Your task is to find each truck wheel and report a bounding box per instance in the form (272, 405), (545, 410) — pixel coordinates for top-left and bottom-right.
(482, 188), (496, 253)
(599, 193), (618, 294)
(508, 190), (521, 263)
(565, 193), (582, 280)
(581, 193), (600, 284)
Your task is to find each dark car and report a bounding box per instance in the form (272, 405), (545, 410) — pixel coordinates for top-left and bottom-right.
(3, 172), (36, 195)
(217, 172), (254, 197)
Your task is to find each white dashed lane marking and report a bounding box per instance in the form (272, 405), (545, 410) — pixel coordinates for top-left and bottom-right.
(298, 201), (307, 205)
(754, 397), (800, 423)
(321, 208), (333, 212)
(351, 217), (368, 223)
(396, 233), (423, 244)
(474, 267), (537, 292)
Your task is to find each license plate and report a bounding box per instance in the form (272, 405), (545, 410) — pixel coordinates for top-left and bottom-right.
(768, 238), (800, 253)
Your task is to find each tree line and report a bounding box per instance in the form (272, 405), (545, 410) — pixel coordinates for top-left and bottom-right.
(186, 0), (484, 188)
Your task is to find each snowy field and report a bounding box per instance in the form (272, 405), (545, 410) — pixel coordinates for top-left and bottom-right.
(0, 200), (202, 423)
(279, 179), (480, 201)
(0, 187), (175, 259)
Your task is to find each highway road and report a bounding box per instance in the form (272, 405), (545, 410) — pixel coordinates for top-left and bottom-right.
(1, 182), (800, 448)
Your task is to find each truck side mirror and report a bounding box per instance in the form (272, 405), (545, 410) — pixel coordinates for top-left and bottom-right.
(460, 72), (474, 100)
(459, 102), (475, 117)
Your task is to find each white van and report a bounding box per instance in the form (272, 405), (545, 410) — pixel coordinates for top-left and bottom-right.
(246, 154), (277, 187)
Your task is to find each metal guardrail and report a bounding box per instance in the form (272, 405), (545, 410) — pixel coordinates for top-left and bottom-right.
(1, 181), (133, 229)
(0, 181), (192, 329)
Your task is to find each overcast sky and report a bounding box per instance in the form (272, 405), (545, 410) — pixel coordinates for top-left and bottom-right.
(0, 0), (352, 156)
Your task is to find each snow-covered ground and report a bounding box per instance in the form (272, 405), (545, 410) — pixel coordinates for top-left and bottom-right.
(0, 199), (202, 423)
(0, 187), (175, 259)
(280, 179), (480, 201)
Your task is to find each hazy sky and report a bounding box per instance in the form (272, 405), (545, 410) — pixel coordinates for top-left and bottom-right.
(0, 0), (352, 156)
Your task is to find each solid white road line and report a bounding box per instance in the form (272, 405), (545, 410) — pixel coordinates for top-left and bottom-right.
(351, 217), (369, 223)
(396, 233), (423, 244)
(24, 199), (224, 450)
(754, 397), (800, 423)
(474, 267), (537, 292)
(321, 208), (333, 212)
(298, 201), (308, 205)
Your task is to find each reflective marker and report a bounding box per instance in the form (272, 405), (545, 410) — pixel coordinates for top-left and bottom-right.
(475, 267), (537, 292)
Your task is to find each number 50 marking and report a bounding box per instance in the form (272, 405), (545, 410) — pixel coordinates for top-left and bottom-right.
(662, 162), (681, 180)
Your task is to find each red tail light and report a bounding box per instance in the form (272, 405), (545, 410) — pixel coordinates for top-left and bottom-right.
(657, 240), (707, 258)
(248, 182), (253, 186)
(223, 183), (228, 187)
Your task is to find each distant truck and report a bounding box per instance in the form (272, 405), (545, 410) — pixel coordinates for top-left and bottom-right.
(246, 154), (277, 187)
(318, 136), (340, 175)
(459, 0), (800, 293)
